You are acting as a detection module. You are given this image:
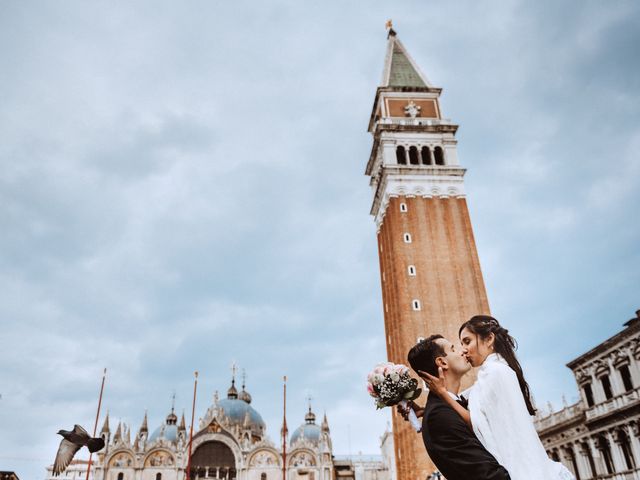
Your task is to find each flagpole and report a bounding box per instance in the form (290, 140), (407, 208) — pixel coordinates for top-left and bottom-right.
(186, 371), (198, 480)
(282, 376), (287, 480)
(86, 368), (107, 480)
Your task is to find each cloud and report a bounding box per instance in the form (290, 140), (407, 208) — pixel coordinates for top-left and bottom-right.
(1, 1), (639, 479)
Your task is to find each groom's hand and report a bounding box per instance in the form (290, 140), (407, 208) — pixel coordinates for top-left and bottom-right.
(419, 368), (448, 397)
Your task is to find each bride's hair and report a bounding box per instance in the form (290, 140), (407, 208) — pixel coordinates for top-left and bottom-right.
(459, 315), (537, 416)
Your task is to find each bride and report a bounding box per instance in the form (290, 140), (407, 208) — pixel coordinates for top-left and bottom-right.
(423, 315), (574, 480)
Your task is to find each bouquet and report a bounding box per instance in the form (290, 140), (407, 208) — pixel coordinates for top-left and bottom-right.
(367, 362), (422, 431)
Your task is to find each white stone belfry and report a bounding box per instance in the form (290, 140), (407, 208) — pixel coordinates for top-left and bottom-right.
(366, 28), (465, 230)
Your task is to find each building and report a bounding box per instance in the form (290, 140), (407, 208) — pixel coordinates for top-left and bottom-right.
(365, 26), (490, 480)
(535, 308), (640, 479)
(46, 376), (392, 480)
(44, 460), (92, 480)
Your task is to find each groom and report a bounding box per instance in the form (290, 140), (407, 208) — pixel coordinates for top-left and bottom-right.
(400, 335), (511, 480)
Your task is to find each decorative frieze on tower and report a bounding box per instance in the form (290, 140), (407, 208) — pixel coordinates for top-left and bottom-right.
(366, 27), (491, 480)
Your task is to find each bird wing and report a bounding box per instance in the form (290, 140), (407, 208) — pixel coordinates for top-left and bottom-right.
(73, 425), (89, 436)
(53, 438), (81, 476)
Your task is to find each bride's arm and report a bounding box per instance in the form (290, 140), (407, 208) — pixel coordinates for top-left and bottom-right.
(420, 368), (472, 428)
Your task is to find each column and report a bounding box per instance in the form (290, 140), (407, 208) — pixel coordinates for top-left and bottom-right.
(625, 423), (640, 470)
(561, 446), (578, 479)
(589, 437), (606, 477)
(574, 444), (591, 480)
(607, 430), (626, 473)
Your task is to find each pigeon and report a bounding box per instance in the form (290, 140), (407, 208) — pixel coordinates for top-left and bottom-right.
(53, 425), (105, 476)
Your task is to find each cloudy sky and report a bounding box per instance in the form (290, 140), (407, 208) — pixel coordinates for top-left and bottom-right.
(1, 1), (639, 478)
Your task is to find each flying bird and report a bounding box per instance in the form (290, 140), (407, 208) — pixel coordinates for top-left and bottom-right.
(53, 425), (105, 476)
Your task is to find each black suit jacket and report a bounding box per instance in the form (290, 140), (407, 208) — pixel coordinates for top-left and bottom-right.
(421, 394), (511, 480)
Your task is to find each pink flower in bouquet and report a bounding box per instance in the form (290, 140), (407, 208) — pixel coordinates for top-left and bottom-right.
(367, 382), (376, 397)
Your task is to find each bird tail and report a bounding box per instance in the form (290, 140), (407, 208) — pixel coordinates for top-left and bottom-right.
(88, 437), (106, 453)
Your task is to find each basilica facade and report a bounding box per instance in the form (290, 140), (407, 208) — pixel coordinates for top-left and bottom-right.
(45, 378), (392, 480)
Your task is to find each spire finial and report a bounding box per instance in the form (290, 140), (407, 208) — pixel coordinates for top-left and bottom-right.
(385, 19), (396, 37)
(227, 363), (239, 399)
(305, 395), (316, 424)
(231, 361), (238, 386)
(171, 391), (176, 414)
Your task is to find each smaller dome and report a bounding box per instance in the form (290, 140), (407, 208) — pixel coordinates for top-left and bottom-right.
(291, 404), (321, 446)
(227, 380), (238, 400)
(290, 423), (321, 445)
(149, 424), (178, 443)
(166, 411), (178, 425)
(149, 407), (180, 443)
(304, 408), (316, 424)
(238, 389), (252, 404)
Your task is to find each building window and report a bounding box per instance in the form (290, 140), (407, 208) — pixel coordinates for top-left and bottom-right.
(408, 265), (416, 276)
(261, 474), (267, 480)
(403, 233), (412, 243)
(421, 146), (432, 165)
(412, 300), (421, 311)
(601, 374), (613, 400)
(117, 474), (124, 480)
(156, 474), (162, 480)
(400, 202), (408, 212)
(619, 364), (634, 392)
(583, 383), (595, 407)
(409, 146), (419, 165)
(396, 146), (407, 165)
(434, 146), (445, 166)
(618, 429), (636, 470)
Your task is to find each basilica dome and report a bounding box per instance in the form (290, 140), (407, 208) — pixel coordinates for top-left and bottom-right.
(290, 406), (321, 446)
(149, 408), (183, 443)
(215, 379), (265, 437)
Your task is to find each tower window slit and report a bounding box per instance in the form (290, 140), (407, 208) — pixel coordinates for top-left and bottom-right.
(409, 146), (419, 165)
(400, 202), (408, 212)
(396, 146), (407, 165)
(421, 146), (432, 165)
(434, 146), (445, 166)
(412, 300), (421, 311)
(408, 265), (416, 276)
(403, 233), (412, 243)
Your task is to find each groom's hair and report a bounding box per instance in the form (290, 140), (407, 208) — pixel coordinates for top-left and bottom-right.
(407, 334), (446, 378)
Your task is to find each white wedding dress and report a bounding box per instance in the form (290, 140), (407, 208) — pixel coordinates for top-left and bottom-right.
(466, 353), (575, 480)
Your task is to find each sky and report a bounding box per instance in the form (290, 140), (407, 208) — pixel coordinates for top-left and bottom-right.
(0, 1), (639, 479)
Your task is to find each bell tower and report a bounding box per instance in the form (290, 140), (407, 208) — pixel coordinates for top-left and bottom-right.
(366, 27), (491, 480)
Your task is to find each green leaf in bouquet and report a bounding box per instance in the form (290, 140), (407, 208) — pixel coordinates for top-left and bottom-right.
(408, 388), (422, 400)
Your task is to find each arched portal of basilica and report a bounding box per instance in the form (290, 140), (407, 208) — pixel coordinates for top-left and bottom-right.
(190, 441), (236, 480)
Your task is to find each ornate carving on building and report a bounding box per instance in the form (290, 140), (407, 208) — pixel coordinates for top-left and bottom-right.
(535, 309), (640, 479)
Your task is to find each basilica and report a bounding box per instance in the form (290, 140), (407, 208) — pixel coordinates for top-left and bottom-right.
(44, 376), (393, 480)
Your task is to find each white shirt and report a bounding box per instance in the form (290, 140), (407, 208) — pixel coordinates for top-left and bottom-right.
(467, 354), (575, 480)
